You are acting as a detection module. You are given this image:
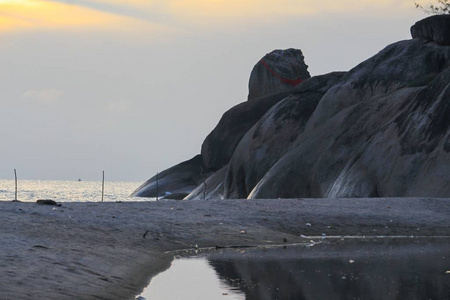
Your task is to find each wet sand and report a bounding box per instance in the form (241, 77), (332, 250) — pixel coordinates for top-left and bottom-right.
(1, 198), (449, 300)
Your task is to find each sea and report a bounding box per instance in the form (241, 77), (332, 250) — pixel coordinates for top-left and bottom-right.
(0, 179), (150, 202)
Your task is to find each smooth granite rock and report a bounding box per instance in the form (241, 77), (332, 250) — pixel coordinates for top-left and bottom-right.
(135, 18), (450, 200)
(201, 91), (290, 171)
(131, 155), (211, 198)
(225, 72), (346, 199)
(248, 49), (310, 100)
(249, 39), (450, 198)
(184, 165), (228, 200)
(411, 15), (450, 46)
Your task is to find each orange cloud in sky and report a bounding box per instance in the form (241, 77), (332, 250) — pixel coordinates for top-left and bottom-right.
(0, 0), (155, 33)
(0, 0), (418, 34)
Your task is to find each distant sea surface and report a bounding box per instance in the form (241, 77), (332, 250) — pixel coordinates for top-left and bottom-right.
(0, 179), (150, 202)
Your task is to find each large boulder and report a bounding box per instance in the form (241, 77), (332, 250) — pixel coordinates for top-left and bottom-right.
(224, 72), (345, 199)
(184, 165), (228, 200)
(249, 38), (450, 199)
(306, 38), (450, 131)
(411, 15), (450, 46)
(135, 18), (450, 200)
(201, 91), (290, 171)
(131, 155), (211, 198)
(248, 49), (310, 100)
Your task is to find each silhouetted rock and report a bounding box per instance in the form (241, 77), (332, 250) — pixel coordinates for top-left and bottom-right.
(131, 155), (211, 198)
(250, 38), (450, 198)
(411, 15), (450, 46)
(225, 72), (345, 198)
(136, 17), (450, 200)
(184, 165), (228, 200)
(160, 192), (189, 200)
(248, 49), (310, 100)
(36, 199), (61, 206)
(201, 91), (290, 171)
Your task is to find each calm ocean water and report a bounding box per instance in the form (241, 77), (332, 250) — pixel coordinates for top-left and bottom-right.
(0, 179), (151, 202)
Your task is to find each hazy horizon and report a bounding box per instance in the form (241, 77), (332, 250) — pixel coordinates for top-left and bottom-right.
(0, 0), (428, 181)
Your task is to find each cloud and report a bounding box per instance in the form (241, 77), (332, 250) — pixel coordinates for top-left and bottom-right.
(0, 0), (168, 34)
(47, 0), (413, 22)
(0, 0), (418, 34)
(21, 89), (64, 104)
(41, 0), (169, 23)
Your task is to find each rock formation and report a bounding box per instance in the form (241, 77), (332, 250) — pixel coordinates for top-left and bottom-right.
(183, 165), (228, 200)
(249, 36), (450, 199)
(131, 155), (210, 199)
(133, 50), (309, 198)
(225, 72), (345, 199)
(135, 16), (450, 200)
(411, 14), (450, 46)
(248, 49), (310, 100)
(200, 91), (291, 172)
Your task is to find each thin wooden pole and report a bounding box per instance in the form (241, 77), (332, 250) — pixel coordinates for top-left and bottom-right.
(200, 167), (206, 200)
(203, 181), (207, 200)
(101, 171), (105, 202)
(14, 169), (17, 201)
(156, 172), (159, 201)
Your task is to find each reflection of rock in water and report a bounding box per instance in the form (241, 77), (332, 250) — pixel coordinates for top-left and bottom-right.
(209, 257), (304, 300)
(207, 240), (450, 300)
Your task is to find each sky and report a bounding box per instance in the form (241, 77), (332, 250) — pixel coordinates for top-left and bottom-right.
(0, 0), (429, 182)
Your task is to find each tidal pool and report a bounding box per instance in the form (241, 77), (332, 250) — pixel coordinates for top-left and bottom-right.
(137, 238), (450, 300)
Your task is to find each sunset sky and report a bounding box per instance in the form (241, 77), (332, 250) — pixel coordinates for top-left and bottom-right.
(0, 0), (428, 181)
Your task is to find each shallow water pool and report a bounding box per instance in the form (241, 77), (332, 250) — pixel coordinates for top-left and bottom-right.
(137, 238), (450, 300)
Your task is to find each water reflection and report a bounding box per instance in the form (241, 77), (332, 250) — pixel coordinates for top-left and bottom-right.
(138, 239), (450, 300)
(208, 239), (450, 300)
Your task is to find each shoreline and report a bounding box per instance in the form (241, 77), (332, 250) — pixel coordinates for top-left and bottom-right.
(1, 198), (450, 300)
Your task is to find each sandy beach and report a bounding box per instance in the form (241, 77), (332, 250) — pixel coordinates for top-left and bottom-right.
(1, 198), (450, 300)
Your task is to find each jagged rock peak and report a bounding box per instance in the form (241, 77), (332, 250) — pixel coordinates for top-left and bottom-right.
(248, 48), (310, 100)
(411, 15), (450, 46)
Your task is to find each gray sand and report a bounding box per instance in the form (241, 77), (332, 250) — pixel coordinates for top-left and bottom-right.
(1, 198), (449, 300)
